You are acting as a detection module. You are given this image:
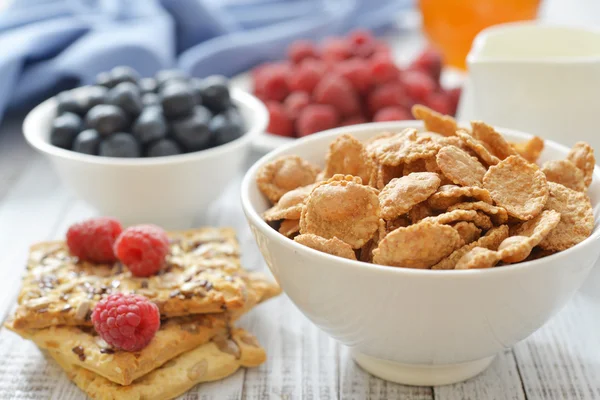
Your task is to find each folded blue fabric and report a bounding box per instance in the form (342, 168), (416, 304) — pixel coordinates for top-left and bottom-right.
(0, 0), (412, 121)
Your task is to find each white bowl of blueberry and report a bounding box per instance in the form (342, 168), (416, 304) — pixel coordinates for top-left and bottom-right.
(23, 66), (268, 228)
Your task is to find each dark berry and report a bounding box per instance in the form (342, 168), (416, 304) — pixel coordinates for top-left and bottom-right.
(80, 86), (108, 114)
(189, 78), (204, 105)
(99, 133), (141, 158)
(210, 108), (245, 145)
(110, 66), (140, 85)
(146, 139), (182, 157)
(142, 93), (160, 107)
(132, 107), (168, 144)
(139, 77), (158, 94)
(50, 112), (82, 149)
(85, 105), (128, 136)
(57, 91), (84, 115)
(66, 217), (123, 263)
(156, 69), (189, 88)
(113, 224), (169, 277)
(160, 82), (195, 119)
(198, 75), (231, 113)
(96, 71), (115, 88)
(171, 106), (213, 151)
(107, 82), (143, 116)
(72, 129), (101, 155)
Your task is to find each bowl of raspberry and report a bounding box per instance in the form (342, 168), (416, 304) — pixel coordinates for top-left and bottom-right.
(23, 67), (268, 228)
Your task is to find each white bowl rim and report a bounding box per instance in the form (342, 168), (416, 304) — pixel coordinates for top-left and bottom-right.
(23, 87), (268, 167)
(241, 120), (600, 278)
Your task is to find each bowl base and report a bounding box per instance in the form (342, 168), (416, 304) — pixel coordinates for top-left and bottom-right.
(351, 350), (495, 386)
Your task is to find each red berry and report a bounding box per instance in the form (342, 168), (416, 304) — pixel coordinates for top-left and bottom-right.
(66, 217), (122, 263)
(402, 69), (436, 103)
(348, 29), (376, 58)
(367, 81), (409, 116)
(114, 225), (169, 277)
(288, 59), (325, 94)
(373, 106), (412, 122)
(296, 104), (339, 137)
(92, 293), (160, 352)
(288, 40), (319, 64)
(340, 115), (368, 126)
(425, 92), (452, 115)
(321, 37), (353, 62)
(284, 91), (311, 119)
(254, 63), (291, 102)
(266, 101), (294, 137)
(313, 74), (360, 117)
(409, 47), (443, 83)
(373, 41), (392, 57)
(445, 87), (462, 116)
(333, 59), (372, 94)
(369, 53), (400, 84)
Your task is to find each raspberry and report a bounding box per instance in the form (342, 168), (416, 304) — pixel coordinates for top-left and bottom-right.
(367, 81), (410, 116)
(373, 106), (412, 122)
(409, 47), (443, 83)
(402, 69), (436, 103)
(340, 115), (368, 126)
(266, 101), (294, 137)
(425, 92), (452, 115)
(288, 40), (319, 64)
(445, 87), (462, 116)
(296, 104), (339, 137)
(373, 42), (392, 57)
(348, 29), (376, 58)
(284, 91), (311, 119)
(288, 59), (325, 94)
(254, 63), (291, 102)
(313, 74), (360, 117)
(369, 53), (400, 84)
(92, 293), (160, 352)
(321, 37), (353, 62)
(114, 225), (169, 277)
(333, 59), (372, 95)
(66, 217), (122, 263)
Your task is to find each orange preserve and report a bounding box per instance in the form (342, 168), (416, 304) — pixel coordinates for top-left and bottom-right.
(419, 0), (541, 69)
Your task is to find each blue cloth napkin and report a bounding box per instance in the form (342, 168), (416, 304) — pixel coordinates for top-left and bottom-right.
(0, 0), (412, 121)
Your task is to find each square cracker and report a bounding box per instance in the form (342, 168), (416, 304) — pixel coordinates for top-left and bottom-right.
(12, 228), (280, 330)
(48, 328), (266, 400)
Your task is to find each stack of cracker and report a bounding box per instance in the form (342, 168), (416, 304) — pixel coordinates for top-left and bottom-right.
(5, 228), (281, 400)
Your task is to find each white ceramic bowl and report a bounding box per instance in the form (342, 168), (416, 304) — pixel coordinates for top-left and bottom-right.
(241, 121), (600, 386)
(24, 87), (268, 228)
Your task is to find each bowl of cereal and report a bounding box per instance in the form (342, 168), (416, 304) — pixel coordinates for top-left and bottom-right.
(241, 106), (600, 385)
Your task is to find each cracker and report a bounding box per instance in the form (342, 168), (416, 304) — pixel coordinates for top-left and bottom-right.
(511, 136), (544, 163)
(471, 121), (517, 160)
(541, 160), (586, 192)
(12, 229), (281, 330)
(294, 234), (357, 260)
(422, 209), (493, 230)
(456, 130), (500, 166)
(448, 201), (509, 225)
(299, 175), (380, 249)
(427, 185), (493, 210)
(256, 155), (320, 203)
(436, 145), (486, 187)
(411, 105), (457, 137)
(372, 221), (463, 269)
(452, 221), (481, 244)
(49, 328), (265, 400)
(539, 182), (594, 251)
(278, 219), (300, 238)
(263, 184), (315, 221)
(365, 128), (417, 159)
(379, 172), (441, 220)
(483, 155), (549, 220)
(455, 247), (500, 270)
(567, 142), (595, 187)
(432, 225), (509, 270)
(324, 134), (373, 184)
(368, 130), (441, 167)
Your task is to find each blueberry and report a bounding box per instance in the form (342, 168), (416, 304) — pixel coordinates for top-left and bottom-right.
(132, 107), (167, 144)
(160, 82), (195, 119)
(155, 69), (189, 88)
(99, 133), (141, 158)
(96, 71), (115, 88)
(139, 77), (158, 94)
(210, 108), (245, 145)
(110, 66), (140, 85)
(146, 139), (182, 157)
(50, 112), (82, 149)
(85, 104), (128, 136)
(189, 78), (204, 105)
(72, 129), (101, 155)
(107, 82), (143, 116)
(142, 93), (160, 107)
(57, 91), (84, 115)
(199, 75), (231, 113)
(80, 86), (108, 114)
(171, 106), (213, 151)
